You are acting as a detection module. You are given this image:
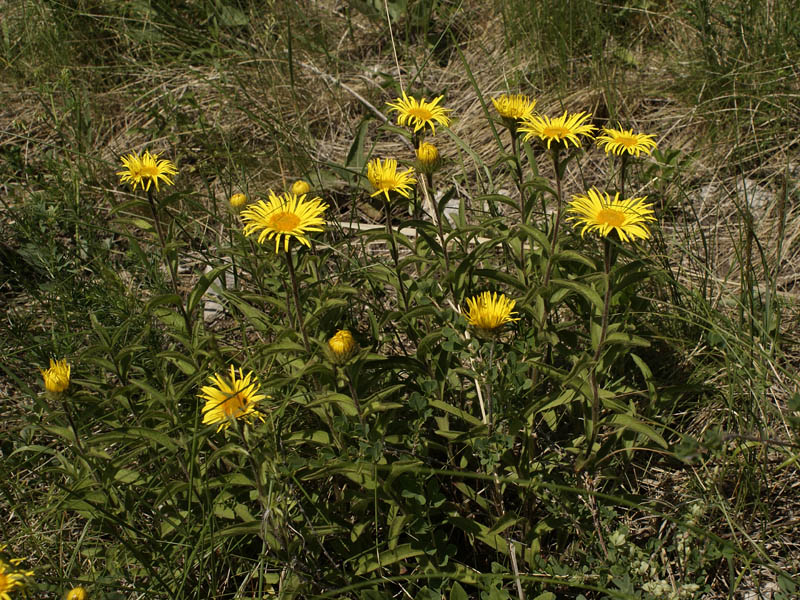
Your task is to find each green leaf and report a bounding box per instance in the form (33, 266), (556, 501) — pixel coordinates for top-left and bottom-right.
(285, 430), (332, 445)
(548, 279), (604, 312)
(429, 399), (483, 426)
(474, 268), (526, 291)
(91, 428), (180, 452)
(607, 414), (667, 449)
(519, 224), (552, 253)
(346, 117), (371, 172)
(354, 543), (425, 575)
(187, 264), (229, 316)
(450, 582), (469, 600)
(157, 350), (197, 375)
(603, 331), (651, 348)
(217, 521), (262, 537)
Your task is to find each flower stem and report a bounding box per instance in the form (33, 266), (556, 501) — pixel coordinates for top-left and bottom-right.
(285, 250), (310, 353)
(384, 198), (410, 312)
(486, 339), (496, 436)
(543, 150), (564, 287)
(60, 396), (84, 453)
(619, 154), (629, 200)
(427, 172), (452, 285)
(147, 189), (191, 333)
(586, 237), (613, 460)
(511, 131), (528, 283)
(344, 368), (365, 428)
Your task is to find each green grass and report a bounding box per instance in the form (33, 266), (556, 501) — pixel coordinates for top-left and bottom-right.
(2, 1), (800, 599)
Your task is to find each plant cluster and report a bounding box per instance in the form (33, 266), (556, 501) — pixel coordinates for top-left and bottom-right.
(10, 81), (731, 600)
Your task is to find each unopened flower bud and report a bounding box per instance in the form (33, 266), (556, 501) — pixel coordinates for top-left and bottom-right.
(416, 142), (440, 174)
(328, 330), (356, 363)
(291, 180), (311, 196)
(229, 193), (247, 210)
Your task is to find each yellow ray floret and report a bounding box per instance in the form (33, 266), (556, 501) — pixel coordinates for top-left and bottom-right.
(198, 365), (268, 432)
(0, 547), (34, 600)
(596, 126), (657, 157)
(387, 92), (452, 135)
(567, 188), (656, 242)
(367, 158), (417, 203)
(519, 111), (596, 149)
(241, 191), (328, 253)
(492, 94), (537, 121)
(465, 292), (519, 333)
(41, 358), (71, 393)
(117, 150), (178, 192)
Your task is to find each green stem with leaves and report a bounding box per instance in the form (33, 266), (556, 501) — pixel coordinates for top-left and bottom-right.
(586, 237), (613, 461)
(285, 250), (310, 352)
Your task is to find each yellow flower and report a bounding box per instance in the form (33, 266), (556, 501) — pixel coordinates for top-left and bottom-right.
(567, 188), (655, 242)
(117, 150), (178, 192)
(229, 193), (247, 210)
(367, 158), (416, 202)
(387, 91), (452, 135)
(65, 587), (87, 600)
(415, 142), (440, 173)
(291, 180), (311, 195)
(328, 330), (357, 362)
(596, 126), (657, 157)
(519, 111), (596, 149)
(492, 94), (537, 122)
(465, 292), (519, 333)
(41, 359), (70, 394)
(0, 548), (33, 600)
(198, 365), (268, 432)
(241, 191), (328, 253)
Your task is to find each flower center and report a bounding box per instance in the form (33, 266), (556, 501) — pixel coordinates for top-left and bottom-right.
(596, 208), (626, 227)
(223, 391), (247, 417)
(542, 125), (570, 139)
(408, 107), (433, 121)
(270, 211), (301, 231)
(616, 135), (638, 148)
(378, 177), (399, 190)
(140, 164), (159, 177)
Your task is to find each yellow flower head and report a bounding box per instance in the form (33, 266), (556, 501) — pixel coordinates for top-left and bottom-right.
(240, 191), (328, 253)
(117, 150), (178, 192)
(198, 365), (268, 432)
(465, 292), (519, 333)
(492, 94), (537, 122)
(415, 142), (440, 173)
(567, 188), (655, 242)
(229, 193), (247, 210)
(519, 111), (596, 149)
(367, 158), (417, 203)
(65, 587), (88, 600)
(0, 547), (34, 600)
(387, 91), (452, 135)
(291, 180), (311, 196)
(41, 359), (70, 394)
(596, 126), (657, 157)
(328, 330), (357, 363)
